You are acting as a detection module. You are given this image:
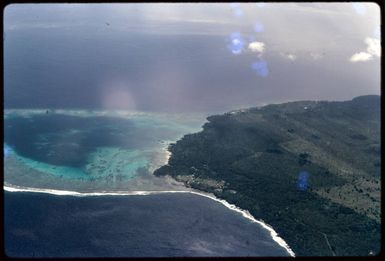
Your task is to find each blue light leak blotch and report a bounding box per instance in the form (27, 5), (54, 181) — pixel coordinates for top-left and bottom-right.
(4, 144), (11, 158)
(230, 3), (244, 17)
(234, 8), (244, 17)
(254, 21), (264, 33)
(297, 171), (309, 191)
(352, 3), (367, 16)
(227, 32), (245, 55)
(251, 60), (269, 77)
(373, 25), (380, 39)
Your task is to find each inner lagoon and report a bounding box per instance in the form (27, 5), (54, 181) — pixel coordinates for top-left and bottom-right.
(4, 110), (293, 257)
(4, 109), (205, 191)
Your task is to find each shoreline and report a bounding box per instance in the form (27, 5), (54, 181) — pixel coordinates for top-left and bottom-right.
(4, 110), (295, 256)
(4, 183), (295, 257)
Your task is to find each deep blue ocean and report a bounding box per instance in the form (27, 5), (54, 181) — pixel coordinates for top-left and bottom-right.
(4, 112), (290, 257)
(5, 191), (289, 257)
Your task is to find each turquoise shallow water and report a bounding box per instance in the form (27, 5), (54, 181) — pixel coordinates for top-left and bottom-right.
(3, 110), (294, 257)
(4, 110), (205, 191)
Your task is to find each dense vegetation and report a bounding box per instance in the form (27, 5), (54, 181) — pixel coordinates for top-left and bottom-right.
(155, 95), (381, 256)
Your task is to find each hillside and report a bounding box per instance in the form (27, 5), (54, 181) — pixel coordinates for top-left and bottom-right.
(154, 95), (381, 256)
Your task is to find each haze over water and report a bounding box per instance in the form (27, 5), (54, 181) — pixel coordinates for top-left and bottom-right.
(4, 3), (380, 113)
(3, 3), (380, 257)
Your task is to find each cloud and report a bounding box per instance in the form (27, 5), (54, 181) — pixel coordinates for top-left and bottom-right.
(349, 37), (381, 62)
(248, 41), (265, 53)
(280, 52), (297, 61)
(350, 52), (373, 62)
(309, 52), (324, 60)
(287, 54), (296, 61)
(365, 37), (381, 57)
(288, 54), (296, 60)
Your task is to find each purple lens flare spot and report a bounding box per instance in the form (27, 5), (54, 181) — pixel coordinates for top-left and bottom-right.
(251, 60), (269, 77)
(297, 171), (309, 191)
(227, 32), (245, 55)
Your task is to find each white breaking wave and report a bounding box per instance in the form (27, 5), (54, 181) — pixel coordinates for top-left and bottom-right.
(4, 183), (295, 257)
(187, 191), (296, 257)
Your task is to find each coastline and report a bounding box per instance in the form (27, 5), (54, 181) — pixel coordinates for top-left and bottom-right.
(4, 183), (295, 257)
(4, 109), (295, 256)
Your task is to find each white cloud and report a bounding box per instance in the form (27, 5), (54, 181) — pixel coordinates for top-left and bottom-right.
(349, 37), (381, 62)
(365, 37), (381, 57)
(286, 53), (297, 61)
(309, 52), (324, 60)
(248, 41), (265, 53)
(280, 52), (297, 61)
(350, 52), (373, 62)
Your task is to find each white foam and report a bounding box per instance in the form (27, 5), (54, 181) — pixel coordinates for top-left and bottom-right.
(4, 183), (295, 256)
(187, 190), (296, 257)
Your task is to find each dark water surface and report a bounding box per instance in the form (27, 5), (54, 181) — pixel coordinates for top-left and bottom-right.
(5, 192), (289, 257)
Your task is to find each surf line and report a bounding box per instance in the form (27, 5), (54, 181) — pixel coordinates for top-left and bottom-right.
(4, 184), (295, 257)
